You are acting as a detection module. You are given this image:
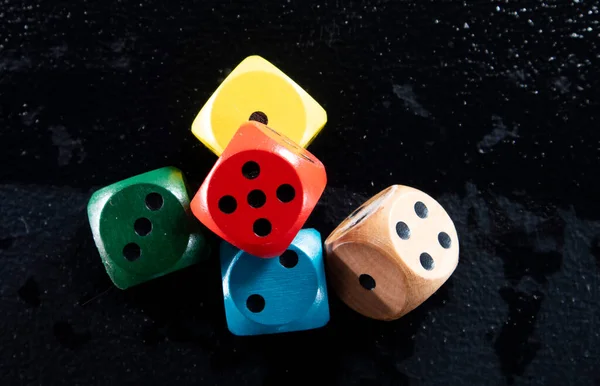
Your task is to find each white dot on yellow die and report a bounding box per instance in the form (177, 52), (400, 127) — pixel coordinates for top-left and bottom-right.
(191, 56), (327, 156)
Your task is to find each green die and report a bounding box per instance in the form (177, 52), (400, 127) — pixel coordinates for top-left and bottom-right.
(87, 166), (210, 289)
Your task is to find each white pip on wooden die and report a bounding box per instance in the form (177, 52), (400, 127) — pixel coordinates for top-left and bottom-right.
(324, 185), (459, 321)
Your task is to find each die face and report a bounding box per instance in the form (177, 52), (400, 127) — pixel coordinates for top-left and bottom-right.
(388, 186), (459, 280)
(87, 167), (209, 289)
(191, 55), (327, 156)
(192, 122), (327, 258)
(97, 184), (189, 275)
(207, 150), (303, 252)
(220, 229), (330, 336)
(210, 71), (307, 151)
(326, 243), (407, 321)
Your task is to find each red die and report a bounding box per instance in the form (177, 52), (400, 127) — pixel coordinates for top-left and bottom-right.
(191, 121), (327, 258)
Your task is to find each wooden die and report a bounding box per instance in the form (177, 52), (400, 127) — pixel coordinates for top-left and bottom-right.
(324, 185), (459, 321)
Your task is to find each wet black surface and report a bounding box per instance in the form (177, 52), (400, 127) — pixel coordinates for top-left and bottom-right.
(1, 1), (599, 385)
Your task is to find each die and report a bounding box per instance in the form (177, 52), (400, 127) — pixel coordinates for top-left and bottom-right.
(190, 120), (327, 258)
(87, 166), (210, 290)
(190, 55), (327, 156)
(324, 185), (459, 321)
(220, 228), (330, 336)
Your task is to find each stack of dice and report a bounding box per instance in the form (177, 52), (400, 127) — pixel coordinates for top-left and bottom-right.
(87, 56), (460, 336)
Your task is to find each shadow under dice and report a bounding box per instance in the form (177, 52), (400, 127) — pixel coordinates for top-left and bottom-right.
(220, 229), (330, 336)
(87, 167), (209, 289)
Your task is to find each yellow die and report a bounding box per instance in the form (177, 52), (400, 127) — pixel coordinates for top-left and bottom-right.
(191, 55), (327, 156)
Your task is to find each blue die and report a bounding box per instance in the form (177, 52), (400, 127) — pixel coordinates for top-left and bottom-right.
(220, 228), (330, 336)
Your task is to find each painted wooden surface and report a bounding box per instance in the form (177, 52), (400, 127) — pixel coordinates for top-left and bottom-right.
(191, 121), (327, 258)
(191, 55), (327, 156)
(220, 228), (329, 336)
(87, 167), (210, 289)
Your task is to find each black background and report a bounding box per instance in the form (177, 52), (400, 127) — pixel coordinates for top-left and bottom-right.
(1, 1), (599, 385)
